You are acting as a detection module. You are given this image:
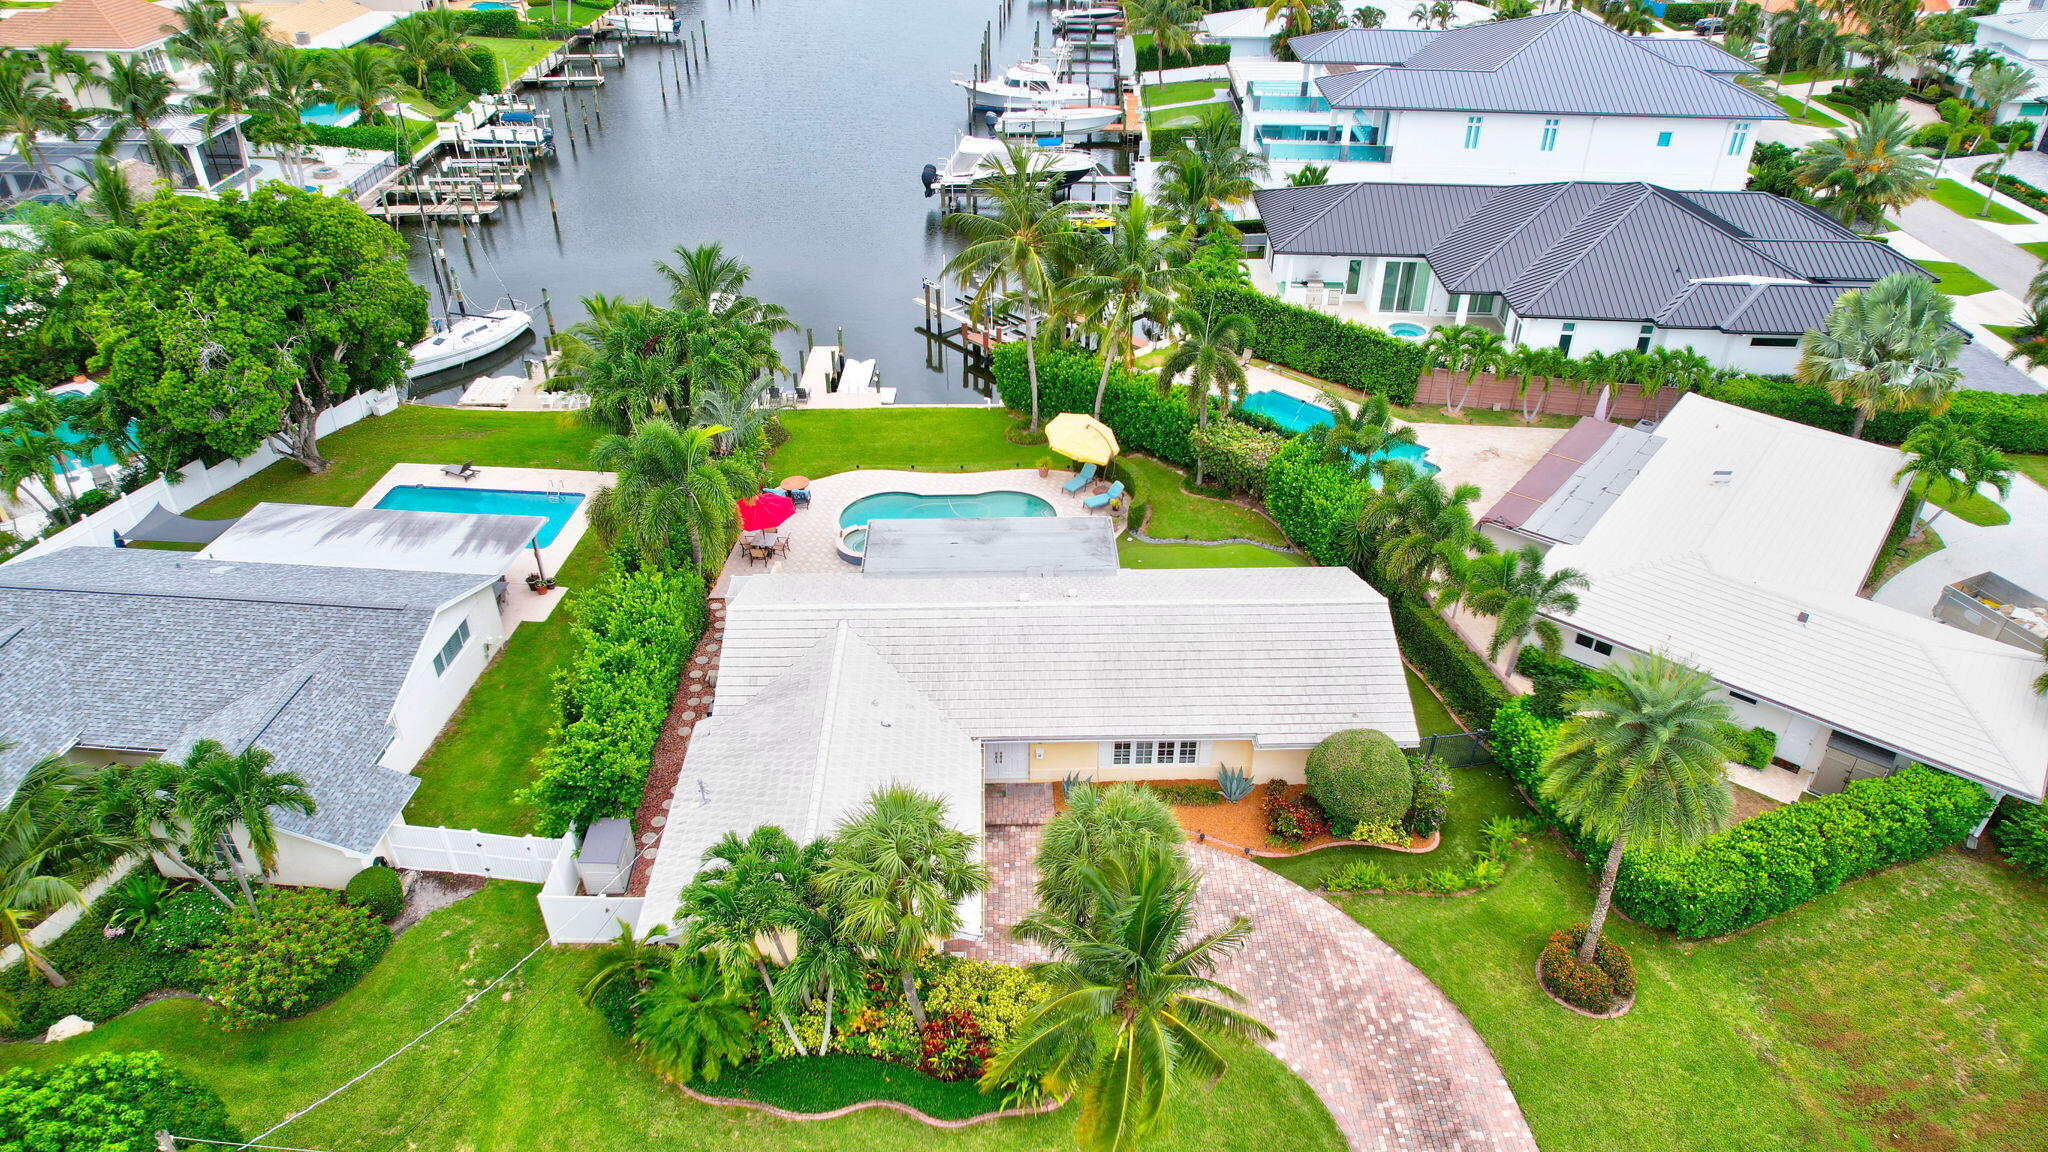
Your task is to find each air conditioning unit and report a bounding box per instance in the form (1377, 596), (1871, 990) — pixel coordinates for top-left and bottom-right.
(294, 31), (312, 47)
(575, 818), (633, 895)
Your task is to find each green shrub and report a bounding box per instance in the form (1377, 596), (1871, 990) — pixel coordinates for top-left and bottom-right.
(197, 889), (391, 1028)
(1139, 781), (1222, 805)
(989, 343), (1200, 467)
(1706, 376), (2048, 456)
(1408, 755), (1452, 837)
(1729, 726), (1778, 770)
(1827, 75), (1911, 110)
(591, 976), (640, 1037)
(1186, 285), (1427, 403)
(1992, 797), (2048, 880)
(0, 911), (203, 1039)
(0, 1053), (240, 1152)
(923, 958), (1048, 1052)
(1538, 928), (1634, 1013)
(1189, 418), (1287, 495)
(446, 8), (520, 36)
(1390, 595), (1508, 726)
(1972, 165), (2048, 214)
(342, 865), (405, 922)
(521, 565), (709, 836)
(1305, 729), (1414, 830)
(1514, 645), (1597, 720)
(103, 870), (172, 933)
(148, 888), (232, 954)
(1658, 1), (1715, 23)
(1133, 35), (1231, 68)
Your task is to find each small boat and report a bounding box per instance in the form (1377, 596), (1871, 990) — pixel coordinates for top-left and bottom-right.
(408, 307), (534, 379)
(609, 2), (677, 36)
(923, 134), (1100, 195)
(456, 99), (553, 150)
(953, 58), (1101, 111)
(994, 104), (1122, 141)
(1052, 6), (1122, 28)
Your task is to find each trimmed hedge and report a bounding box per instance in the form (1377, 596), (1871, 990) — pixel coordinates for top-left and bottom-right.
(1972, 165), (2048, 214)
(989, 343), (1199, 467)
(1707, 376), (2048, 455)
(521, 566), (709, 836)
(1390, 595), (1508, 728)
(445, 8), (520, 36)
(1188, 285), (1428, 404)
(1189, 418), (1287, 495)
(343, 865), (405, 922)
(1132, 36), (1230, 69)
(1305, 729), (1413, 831)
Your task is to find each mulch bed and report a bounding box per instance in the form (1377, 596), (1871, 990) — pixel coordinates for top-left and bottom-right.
(626, 597), (728, 897)
(1164, 783), (1434, 856)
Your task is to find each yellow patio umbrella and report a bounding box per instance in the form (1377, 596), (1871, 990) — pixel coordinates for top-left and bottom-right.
(1044, 412), (1120, 466)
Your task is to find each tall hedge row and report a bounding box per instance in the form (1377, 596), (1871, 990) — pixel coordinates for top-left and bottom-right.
(1188, 286), (1429, 404)
(1706, 377), (2048, 455)
(990, 343), (1199, 466)
(521, 566), (708, 836)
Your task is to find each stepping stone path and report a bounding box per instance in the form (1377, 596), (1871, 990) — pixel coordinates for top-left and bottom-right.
(626, 598), (728, 897)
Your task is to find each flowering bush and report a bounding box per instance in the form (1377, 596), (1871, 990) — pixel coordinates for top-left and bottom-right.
(197, 889), (390, 1029)
(918, 1010), (994, 1081)
(147, 889), (232, 955)
(1538, 927), (1635, 1014)
(1262, 781), (1330, 846)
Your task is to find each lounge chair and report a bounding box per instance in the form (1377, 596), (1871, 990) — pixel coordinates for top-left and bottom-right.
(1082, 480), (1124, 511)
(1061, 462), (1098, 493)
(441, 460), (479, 480)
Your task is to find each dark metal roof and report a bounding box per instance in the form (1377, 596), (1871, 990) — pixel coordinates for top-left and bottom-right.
(1633, 36), (1758, 75)
(1297, 12), (1781, 119)
(1254, 180), (1931, 326)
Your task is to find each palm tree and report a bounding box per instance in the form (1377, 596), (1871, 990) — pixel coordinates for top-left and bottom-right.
(92, 756), (237, 910)
(1927, 99), (1982, 182)
(984, 844), (1272, 1152)
(654, 242), (795, 339)
(1263, 0), (1316, 39)
(76, 157), (139, 229)
(32, 41), (101, 101)
(556, 300), (686, 432)
(0, 756), (144, 986)
(1421, 324), (1504, 413)
(1157, 301), (1253, 483)
(92, 57), (183, 184)
(673, 826), (816, 1054)
(1600, 0), (1656, 35)
(814, 785), (987, 1028)
(633, 956), (757, 1084)
(1795, 273), (1962, 439)
(316, 45), (409, 161)
(1073, 196), (1185, 417)
(1464, 545), (1589, 662)
(1127, 0), (1200, 86)
(944, 145), (1088, 433)
(1320, 391), (1418, 480)
(1794, 103), (1935, 230)
(177, 741), (315, 914)
(586, 418), (755, 571)
(0, 52), (83, 181)
(250, 46), (323, 184)
(580, 919), (673, 1008)
(1350, 463), (1486, 601)
(691, 372), (776, 457)
(775, 900), (867, 1054)
(1968, 58), (2037, 128)
(182, 32), (264, 133)
(1893, 417), (2014, 527)
(1154, 108), (1268, 233)
(1033, 783), (1184, 927)
(386, 10), (470, 89)
(1539, 653), (1736, 965)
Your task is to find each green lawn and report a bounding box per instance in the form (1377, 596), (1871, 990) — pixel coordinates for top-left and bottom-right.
(712, 1055), (996, 1120)
(1774, 70), (1847, 86)
(2021, 241), (2048, 261)
(1119, 455), (1290, 546)
(1988, 322), (2025, 344)
(1868, 523), (1943, 590)
(1912, 476), (2012, 527)
(1140, 79), (1226, 107)
(0, 883), (1344, 1152)
(185, 407), (603, 519)
(1915, 258), (1997, 296)
(1116, 539), (1309, 568)
(768, 409), (1043, 479)
(1929, 178), (2031, 226)
(2015, 453), (2048, 492)
(1773, 93), (1842, 127)
(1404, 667), (1459, 738)
(476, 37), (560, 86)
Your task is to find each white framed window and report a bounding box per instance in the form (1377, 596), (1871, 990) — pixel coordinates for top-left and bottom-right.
(431, 619), (472, 676)
(1539, 118), (1559, 152)
(1573, 632), (1613, 657)
(1378, 260), (1429, 312)
(1112, 741), (1133, 765)
(1728, 121), (1751, 156)
(1103, 739), (1205, 767)
(1463, 115), (1483, 149)
(1557, 321), (1576, 355)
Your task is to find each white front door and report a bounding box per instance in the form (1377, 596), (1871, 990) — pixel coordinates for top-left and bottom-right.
(982, 742), (1030, 782)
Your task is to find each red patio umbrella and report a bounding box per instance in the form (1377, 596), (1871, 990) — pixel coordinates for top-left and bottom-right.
(737, 491), (796, 532)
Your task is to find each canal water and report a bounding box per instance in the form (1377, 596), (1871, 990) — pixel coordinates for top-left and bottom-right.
(410, 0), (1120, 405)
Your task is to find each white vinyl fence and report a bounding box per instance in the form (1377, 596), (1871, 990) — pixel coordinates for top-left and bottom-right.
(383, 822), (561, 883)
(537, 834), (646, 945)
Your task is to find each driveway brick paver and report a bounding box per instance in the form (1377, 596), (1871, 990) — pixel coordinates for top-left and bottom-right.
(965, 826), (1538, 1152)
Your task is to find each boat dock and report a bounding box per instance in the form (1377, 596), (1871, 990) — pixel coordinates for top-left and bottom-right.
(796, 345), (896, 407)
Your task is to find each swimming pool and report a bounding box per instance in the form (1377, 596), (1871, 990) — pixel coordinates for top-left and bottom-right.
(299, 102), (360, 128)
(1237, 390), (1437, 480)
(373, 485), (586, 547)
(1386, 322), (1428, 340)
(838, 490), (1056, 529)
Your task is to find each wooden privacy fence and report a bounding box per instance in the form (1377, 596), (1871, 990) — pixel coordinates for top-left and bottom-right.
(1412, 369), (1685, 423)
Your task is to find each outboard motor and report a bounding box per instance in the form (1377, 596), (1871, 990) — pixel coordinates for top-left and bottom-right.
(921, 163), (938, 197)
(983, 110), (999, 133)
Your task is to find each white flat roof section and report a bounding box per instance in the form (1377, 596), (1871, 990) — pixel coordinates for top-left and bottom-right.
(201, 503), (547, 577)
(860, 516), (1119, 578)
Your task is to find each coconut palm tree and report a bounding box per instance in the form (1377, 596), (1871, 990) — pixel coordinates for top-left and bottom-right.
(31, 41), (100, 101)
(984, 843), (1272, 1152)
(316, 44), (410, 160)
(1073, 196), (1186, 416)
(1795, 273), (1962, 439)
(75, 157), (139, 229)
(177, 741), (315, 915)
(0, 756), (145, 986)
(814, 785), (986, 1028)
(1464, 545), (1589, 662)
(1033, 782), (1185, 927)
(586, 418), (755, 571)
(183, 32), (264, 133)
(386, 10), (470, 90)
(1350, 463), (1487, 601)
(1794, 103), (1935, 230)
(673, 826), (816, 1054)
(654, 242), (795, 337)
(1156, 301), (1253, 483)
(1127, 0), (1200, 85)
(0, 202), (129, 370)
(0, 52), (83, 181)
(249, 46), (323, 185)
(1154, 107), (1269, 233)
(1540, 653), (1736, 965)
(1893, 417), (2014, 527)
(633, 956), (758, 1084)
(93, 57), (183, 184)
(944, 145), (1089, 433)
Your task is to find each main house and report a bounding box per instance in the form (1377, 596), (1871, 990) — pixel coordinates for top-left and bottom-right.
(1248, 178), (1931, 374)
(637, 558), (1418, 937)
(1230, 11), (1780, 189)
(1480, 395), (2048, 807)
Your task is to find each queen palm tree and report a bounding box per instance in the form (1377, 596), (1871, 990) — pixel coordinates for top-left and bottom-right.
(386, 10), (470, 90)
(814, 785), (986, 1028)
(984, 844), (1272, 1152)
(316, 45), (409, 160)
(586, 418), (755, 571)
(1157, 302), (1253, 483)
(0, 52), (83, 181)
(93, 57), (183, 184)
(1350, 463), (1486, 601)
(1464, 545), (1589, 662)
(177, 741), (315, 915)
(633, 956), (757, 1084)
(1893, 417), (2014, 527)
(1540, 653), (1736, 965)
(1795, 273), (1961, 439)
(1073, 196), (1185, 417)
(1794, 103), (1935, 230)
(944, 145), (1088, 433)
(1127, 0), (1200, 85)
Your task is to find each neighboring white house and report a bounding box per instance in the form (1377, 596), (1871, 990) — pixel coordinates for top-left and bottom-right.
(1480, 396), (2048, 806)
(239, 0), (399, 50)
(1970, 2), (2048, 130)
(1199, 4), (1492, 60)
(0, 0), (201, 104)
(1232, 11), (1780, 188)
(0, 111), (257, 207)
(1250, 177), (1929, 373)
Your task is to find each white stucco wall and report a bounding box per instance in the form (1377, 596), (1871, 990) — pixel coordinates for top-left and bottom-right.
(381, 584), (507, 773)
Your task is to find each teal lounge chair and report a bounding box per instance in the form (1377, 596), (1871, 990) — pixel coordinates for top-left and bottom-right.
(1082, 480), (1124, 510)
(1061, 462), (1098, 493)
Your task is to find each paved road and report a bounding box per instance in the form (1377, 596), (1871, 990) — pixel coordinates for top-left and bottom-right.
(1872, 475), (2048, 617)
(1897, 199), (2041, 300)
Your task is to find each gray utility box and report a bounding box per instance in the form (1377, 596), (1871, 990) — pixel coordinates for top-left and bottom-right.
(1935, 572), (2048, 654)
(576, 818), (633, 895)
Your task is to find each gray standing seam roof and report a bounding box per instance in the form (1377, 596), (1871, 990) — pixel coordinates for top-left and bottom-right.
(0, 548), (489, 854)
(1295, 12), (1779, 119)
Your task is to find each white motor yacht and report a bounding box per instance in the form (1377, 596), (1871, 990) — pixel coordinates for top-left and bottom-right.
(953, 59), (1101, 110)
(609, 3), (678, 36)
(408, 307), (533, 380)
(923, 134), (1099, 195)
(1052, 6), (1123, 29)
(994, 104), (1122, 141)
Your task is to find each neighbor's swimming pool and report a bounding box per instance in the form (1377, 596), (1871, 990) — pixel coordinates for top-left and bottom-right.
(838, 490), (1056, 529)
(299, 102), (360, 128)
(1237, 390), (1438, 479)
(374, 485), (586, 547)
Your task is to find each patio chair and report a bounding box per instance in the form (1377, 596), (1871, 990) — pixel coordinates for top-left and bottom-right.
(789, 489), (811, 508)
(770, 534), (790, 556)
(1061, 462), (1098, 493)
(1082, 480), (1124, 511)
(441, 460), (480, 481)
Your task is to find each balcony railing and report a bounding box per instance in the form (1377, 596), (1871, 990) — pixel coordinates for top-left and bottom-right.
(1250, 95), (1328, 113)
(1266, 141), (1391, 162)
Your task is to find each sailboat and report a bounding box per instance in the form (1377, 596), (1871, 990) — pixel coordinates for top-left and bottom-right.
(408, 306), (534, 380)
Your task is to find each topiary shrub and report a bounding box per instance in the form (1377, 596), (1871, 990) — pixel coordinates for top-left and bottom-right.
(1407, 755), (1452, 837)
(1305, 728), (1414, 831)
(0, 1053), (241, 1151)
(1538, 927), (1634, 1014)
(198, 889), (391, 1029)
(1992, 797), (2048, 880)
(342, 865), (405, 922)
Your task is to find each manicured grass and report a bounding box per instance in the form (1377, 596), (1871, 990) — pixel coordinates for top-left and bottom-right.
(2014, 452), (2048, 492)
(1119, 455), (1289, 546)
(712, 1056), (994, 1120)
(1404, 667), (1459, 739)
(1260, 759), (1530, 889)
(1774, 70), (1846, 86)
(476, 37), (560, 85)
(1916, 258), (1996, 296)
(1773, 93), (1842, 127)
(0, 883), (1344, 1152)
(1116, 538), (1309, 568)
(1929, 178), (2030, 226)
(185, 407), (603, 519)
(1140, 79), (1226, 107)
(2021, 241), (2048, 261)
(1341, 840), (2048, 1152)
(1988, 322), (2025, 343)
(1912, 476), (2012, 527)
(768, 409), (1043, 479)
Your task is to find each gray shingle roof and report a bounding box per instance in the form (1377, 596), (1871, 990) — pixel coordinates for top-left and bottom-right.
(1296, 12), (1780, 119)
(1254, 179), (1930, 327)
(0, 548), (489, 853)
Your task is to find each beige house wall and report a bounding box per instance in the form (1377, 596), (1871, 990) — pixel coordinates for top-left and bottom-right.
(1019, 739), (1308, 784)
